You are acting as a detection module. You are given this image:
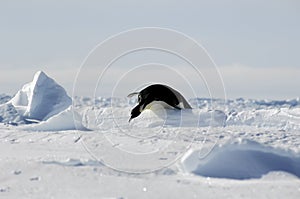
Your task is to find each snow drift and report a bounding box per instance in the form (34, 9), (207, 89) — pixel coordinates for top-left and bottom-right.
(181, 139), (300, 179)
(21, 106), (87, 131)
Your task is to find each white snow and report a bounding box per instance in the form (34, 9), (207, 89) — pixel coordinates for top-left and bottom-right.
(180, 139), (300, 179)
(21, 106), (88, 131)
(0, 72), (300, 198)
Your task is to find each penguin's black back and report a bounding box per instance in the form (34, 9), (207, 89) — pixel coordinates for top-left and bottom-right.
(139, 84), (181, 109)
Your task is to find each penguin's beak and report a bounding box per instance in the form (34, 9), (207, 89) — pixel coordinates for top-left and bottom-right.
(129, 117), (133, 122)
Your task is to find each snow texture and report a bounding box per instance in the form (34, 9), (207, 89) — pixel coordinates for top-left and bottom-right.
(1, 71), (300, 198)
(21, 106), (88, 131)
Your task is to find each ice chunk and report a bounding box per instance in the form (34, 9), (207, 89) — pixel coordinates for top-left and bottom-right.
(0, 103), (23, 124)
(9, 71), (71, 121)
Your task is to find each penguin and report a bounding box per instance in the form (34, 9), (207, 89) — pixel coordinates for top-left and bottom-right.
(127, 84), (192, 122)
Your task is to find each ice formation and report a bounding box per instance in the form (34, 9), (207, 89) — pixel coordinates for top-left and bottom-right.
(8, 71), (72, 121)
(0, 71), (86, 131)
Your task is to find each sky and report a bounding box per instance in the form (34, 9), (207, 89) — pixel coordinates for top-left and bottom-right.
(1, 0), (299, 99)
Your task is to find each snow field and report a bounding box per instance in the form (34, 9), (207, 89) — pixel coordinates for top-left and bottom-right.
(0, 71), (300, 198)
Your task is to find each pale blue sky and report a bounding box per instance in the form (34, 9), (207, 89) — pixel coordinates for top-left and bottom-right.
(1, 0), (299, 99)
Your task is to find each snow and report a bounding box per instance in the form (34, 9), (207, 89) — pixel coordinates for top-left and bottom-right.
(0, 125), (300, 199)
(21, 106), (88, 131)
(80, 106), (226, 130)
(180, 139), (300, 179)
(0, 71), (300, 198)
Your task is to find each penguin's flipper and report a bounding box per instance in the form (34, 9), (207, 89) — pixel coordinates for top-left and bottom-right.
(127, 92), (139, 98)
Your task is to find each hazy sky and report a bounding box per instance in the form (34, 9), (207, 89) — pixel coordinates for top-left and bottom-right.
(1, 0), (299, 99)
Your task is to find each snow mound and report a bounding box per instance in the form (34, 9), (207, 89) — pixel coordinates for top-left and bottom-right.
(22, 106), (88, 131)
(181, 139), (300, 179)
(8, 71), (71, 121)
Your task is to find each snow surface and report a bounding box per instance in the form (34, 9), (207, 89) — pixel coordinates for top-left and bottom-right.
(1, 95), (300, 198)
(1, 72), (300, 198)
(181, 139), (300, 179)
(21, 106), (88, 131)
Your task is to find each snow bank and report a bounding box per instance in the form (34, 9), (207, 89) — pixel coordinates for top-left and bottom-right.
(22, 106), (88, 131)
(8, 71), (71, 121)
(180, 139), (300, 179)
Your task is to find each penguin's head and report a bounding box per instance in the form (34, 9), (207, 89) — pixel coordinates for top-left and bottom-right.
(129, 93), (149, 122)
(129, 104), (142, 122)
